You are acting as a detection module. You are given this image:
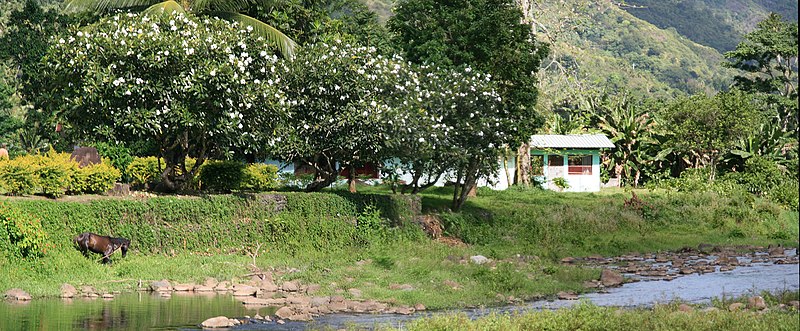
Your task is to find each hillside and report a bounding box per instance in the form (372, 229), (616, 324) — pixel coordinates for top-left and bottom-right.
(362, 0), (738, 110)
(622, 0), (799, 53)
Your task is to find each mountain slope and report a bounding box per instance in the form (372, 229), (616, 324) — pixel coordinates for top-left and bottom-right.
(622, 0), (799, 53)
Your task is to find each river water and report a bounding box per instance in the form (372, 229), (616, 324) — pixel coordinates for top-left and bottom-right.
(1, 252), (797, 331)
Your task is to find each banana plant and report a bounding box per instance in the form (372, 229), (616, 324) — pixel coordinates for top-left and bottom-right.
(64, 0), (297, 59)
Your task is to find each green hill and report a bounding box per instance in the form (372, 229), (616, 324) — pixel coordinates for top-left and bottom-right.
(622, 0), (799, 53)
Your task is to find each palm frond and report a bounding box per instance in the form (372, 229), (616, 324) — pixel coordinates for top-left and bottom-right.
(143, 0), (187, 16)
(65, 0), (161, 13)
(210, 11), (298, 59)
(194, 0), (254, 12)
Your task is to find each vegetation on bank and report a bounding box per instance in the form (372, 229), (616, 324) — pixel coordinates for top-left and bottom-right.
(387, 299), (800, 331)
(1, 187), (796, 308)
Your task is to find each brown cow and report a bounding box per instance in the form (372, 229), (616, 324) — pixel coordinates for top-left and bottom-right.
(74, 232), (130, 264)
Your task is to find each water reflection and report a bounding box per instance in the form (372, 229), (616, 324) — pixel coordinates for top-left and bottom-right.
(0, 292), (256, 331)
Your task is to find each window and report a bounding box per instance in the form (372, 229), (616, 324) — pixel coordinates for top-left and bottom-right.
(548, 155), (563, 167)
(568, 155), (593, 175)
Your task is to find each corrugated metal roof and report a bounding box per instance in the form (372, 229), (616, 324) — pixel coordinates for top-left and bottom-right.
(530, 134), (615, 149)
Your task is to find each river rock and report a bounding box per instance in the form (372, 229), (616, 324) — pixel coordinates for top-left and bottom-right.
(173, 284), (195, 292)
(305, 284), (321, 294)
(747, 296), (767, 310)
(729, 302), (745, 311)
(203, 277), (219, 288)
(310, 296), (330, 307)
(414, 303), (426, 311)
(215, 281), (230, 291)
(150, 280), (172, 292)
(80, 286), (98, 296)
(600, 269), (624, 287)
(5, 288), (31, 301)
(102, 293), (114, 299)
(395, 306), (415, 315)
(194, 286), (214, 292)
(389, 284), (415, 291)
(560, 257), (576, 264)
(557, 291), (578, 300)
(201, 316), (235, 328)
(275, 306), (293, 320)
(470, 255), (491, 265)
(232, 285), (259, 297)
(281, 281), (300, 292)
(348, 288), (363, 298)
(768, 246), (785, 257)
(60, 284), (77, 298)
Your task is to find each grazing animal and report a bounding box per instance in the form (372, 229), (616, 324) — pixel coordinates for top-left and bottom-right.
(74, 232), (130, 264)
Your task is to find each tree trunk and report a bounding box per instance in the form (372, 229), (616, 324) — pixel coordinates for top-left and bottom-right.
(347, 164), (357, 193)
(514, 143), (531, 186)
(452, 159), (479, 211)
(305, 154), (338, 192)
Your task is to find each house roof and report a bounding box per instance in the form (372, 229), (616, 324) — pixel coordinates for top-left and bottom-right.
(530, 134), (615, 149)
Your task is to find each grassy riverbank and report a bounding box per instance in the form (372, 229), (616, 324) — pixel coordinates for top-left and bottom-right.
(390, 301), (800, 331)
(1, 187), (798, 309)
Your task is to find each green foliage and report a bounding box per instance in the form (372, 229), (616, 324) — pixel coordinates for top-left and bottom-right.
(94, 142), (134, 183)
(0, 158), (37, 195)
(36, 13), (289, 192)
(0, 202), (51, 258)
(126, 156), (161, 188)
(71, 162), (121, 194)
(241, 163), (280, 192)
(198, 160), (246, 193)
(552, 177), (570, 190)
(388, 0), (547, 143)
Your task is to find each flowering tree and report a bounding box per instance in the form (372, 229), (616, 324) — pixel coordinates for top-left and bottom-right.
(36, 13), (290, 191)
(275, 40), (418, 192)
(398, 67), (511, 210)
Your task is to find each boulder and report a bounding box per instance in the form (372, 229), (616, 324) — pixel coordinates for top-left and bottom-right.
(747, 296), (767, 310)
(600, 269), (624, 287)
(194, 286), (215, 292)
(5, 288), (32, 301)
(557, 291), (578, 300)
(80, 286), (97, 296)
(560, 257), (576, 264)
(173, 284), (195, 292)
(395, 306), (415, 315)
(281, 281), (300, 292)
(275, 306), (294, 320)
(470, 255), (491, 265)
(310, 296), (330, 307)
(150, 280), (172, 292)
(204, 277), (219, 288)
(305, 284), (321, 294)
(232, 285), (259, 297)
(201, 316), (235, 328)
(60, 284), (77, 298)
(414, 303), (426, 311)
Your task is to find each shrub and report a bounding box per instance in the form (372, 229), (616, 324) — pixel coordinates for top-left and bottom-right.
(71, 162), (121, 194)
(0, 156), (38, 195)
(95, 142), (134, 183)
(0, 202), (51, 258)
(126, 156), (161, 188)
(242, 163), (280, 192)
(199, 160), (245, 192)
(552, 177), (570, 190)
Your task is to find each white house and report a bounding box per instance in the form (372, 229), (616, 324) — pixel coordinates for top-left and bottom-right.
(529, 134), (615, 192)
(265, 134), (614, 192)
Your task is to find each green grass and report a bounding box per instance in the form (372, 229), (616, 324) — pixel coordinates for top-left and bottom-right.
(1, 186), (797, 310)
(376, 301), (799, 331)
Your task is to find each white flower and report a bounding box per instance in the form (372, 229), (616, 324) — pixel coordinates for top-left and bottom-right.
(210, 70), (216, 76)
(418, 137), (425, 143)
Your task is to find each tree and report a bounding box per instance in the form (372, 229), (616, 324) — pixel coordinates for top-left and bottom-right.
(35, 13), (290, 191)
(388, 0), (548, 187)
(65, 0), (297, 58)
(659, 89), (762, 180)
(724, 13), (798, 132)
(274, 41), (416, 192)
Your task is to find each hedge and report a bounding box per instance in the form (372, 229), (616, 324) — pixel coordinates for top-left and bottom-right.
(0, 192), (421, 258)
(0, 152), (120, 197)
